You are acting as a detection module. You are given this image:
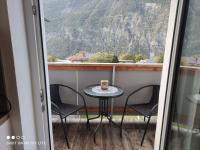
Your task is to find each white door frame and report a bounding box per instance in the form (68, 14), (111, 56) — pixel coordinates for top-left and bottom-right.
(23, 0), (54, 149)
(33, 0), (54, 149)
(154, 0), (187, 149)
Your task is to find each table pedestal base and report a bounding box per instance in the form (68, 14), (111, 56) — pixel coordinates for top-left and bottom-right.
(88, 98), (118, 143)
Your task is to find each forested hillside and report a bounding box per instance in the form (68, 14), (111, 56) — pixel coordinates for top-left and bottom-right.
(43, 0), (171, 59)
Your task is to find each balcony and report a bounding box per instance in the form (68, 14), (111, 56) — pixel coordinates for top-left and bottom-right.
(48, 63), (162, 149)
(48, 63), (162, 106)
(48, 63), (200, 150)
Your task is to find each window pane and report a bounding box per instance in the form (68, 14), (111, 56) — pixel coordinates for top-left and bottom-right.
(167, 0), (200, 149)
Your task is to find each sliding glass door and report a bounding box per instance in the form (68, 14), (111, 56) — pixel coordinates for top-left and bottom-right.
(165, 0), (200, 149)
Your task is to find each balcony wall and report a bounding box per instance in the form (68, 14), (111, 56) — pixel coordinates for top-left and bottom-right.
(48, 63), (162, 113)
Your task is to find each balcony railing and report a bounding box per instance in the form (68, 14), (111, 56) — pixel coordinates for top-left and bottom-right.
(48, 63), (162, 113)
(48, 62), (200, 119)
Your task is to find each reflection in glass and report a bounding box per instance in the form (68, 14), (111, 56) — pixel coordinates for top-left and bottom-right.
(167, 0), (200, 149)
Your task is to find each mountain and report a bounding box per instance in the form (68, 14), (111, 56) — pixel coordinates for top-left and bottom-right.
(43, 0), (171, 59)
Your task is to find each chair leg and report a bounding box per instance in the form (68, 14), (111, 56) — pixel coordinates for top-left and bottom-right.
(141, 116), (151, 146)
(120, 105), (127, 137)
(64, 117), (71, 132)
(60, 116), (70, 148)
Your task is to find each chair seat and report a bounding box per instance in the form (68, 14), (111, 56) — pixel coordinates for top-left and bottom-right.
(52, 102), (82, 118)
(128, 103), (157, 117)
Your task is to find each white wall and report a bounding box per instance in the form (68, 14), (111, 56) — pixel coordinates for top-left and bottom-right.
(0, 119), (13, 150)
(6, 0), (38, 149)
(0, 0), (23, 149)
(0, 0), (44, 150)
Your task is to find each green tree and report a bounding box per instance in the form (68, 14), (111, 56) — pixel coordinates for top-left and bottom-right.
(135, 54), (146, 62)
(112, 55), (119, 63)
(180, 57), (188, 66)
(154, 54), (164, 63)
(48, 55), (57, 62)
(119, 53), (135, 62)
(88, 52), (114, 63)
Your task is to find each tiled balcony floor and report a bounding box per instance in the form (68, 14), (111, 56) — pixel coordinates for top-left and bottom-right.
(52, 120), (156, 150)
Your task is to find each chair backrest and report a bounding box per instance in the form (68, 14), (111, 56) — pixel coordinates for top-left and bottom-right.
(50, 84), (61, 104)
(150, 85), (160, 104)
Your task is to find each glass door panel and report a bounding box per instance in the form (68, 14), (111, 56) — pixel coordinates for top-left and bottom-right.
(166, 0), (200, 149)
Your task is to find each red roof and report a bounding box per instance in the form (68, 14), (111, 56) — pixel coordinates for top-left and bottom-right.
(67, 53), (94, 62)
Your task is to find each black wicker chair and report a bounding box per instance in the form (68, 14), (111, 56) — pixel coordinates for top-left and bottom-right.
(120, 85), (160, 146)
(50, 84), (90, 148)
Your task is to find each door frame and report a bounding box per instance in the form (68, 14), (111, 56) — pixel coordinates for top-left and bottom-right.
(154, 0), (190, 149)
(23, 0), (54, 149)
(161, 0), (191, 149)
(23, 0), (189, 149)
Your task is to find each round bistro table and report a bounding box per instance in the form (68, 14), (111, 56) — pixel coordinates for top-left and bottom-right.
(84, 85), (124, 143)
